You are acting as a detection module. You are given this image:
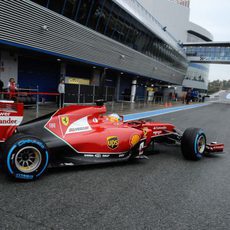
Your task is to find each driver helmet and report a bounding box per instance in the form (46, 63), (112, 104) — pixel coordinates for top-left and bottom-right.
(108, 113), (121, 123)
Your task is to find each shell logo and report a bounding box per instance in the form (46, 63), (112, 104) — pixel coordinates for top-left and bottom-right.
(130, 134), (140, 147)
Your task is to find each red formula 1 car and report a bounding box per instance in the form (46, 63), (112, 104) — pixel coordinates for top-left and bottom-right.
(0, 100), (224, 181)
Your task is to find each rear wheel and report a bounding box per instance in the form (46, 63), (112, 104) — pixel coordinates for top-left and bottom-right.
(3, 134), (49, 181)
(181, 128), (206, 160)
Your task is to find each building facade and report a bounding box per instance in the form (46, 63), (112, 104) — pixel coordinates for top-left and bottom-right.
(183, 22), (213, 92)
(138, 0), (213, 93)
(0, 0), (211, 102)
(169, 0), (190, 8)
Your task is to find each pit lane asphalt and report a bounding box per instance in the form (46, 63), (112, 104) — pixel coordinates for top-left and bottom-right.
(0, 102), (230, 230)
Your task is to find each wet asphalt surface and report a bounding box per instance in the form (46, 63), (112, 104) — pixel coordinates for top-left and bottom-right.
(0, 102), (230, 230)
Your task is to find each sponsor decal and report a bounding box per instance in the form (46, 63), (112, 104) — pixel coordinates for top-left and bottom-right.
(0, 112), (10, 116)
(0, 116), (23, 126)
(63, 163), (74, 166)
(17, 140), (45, 149)
(107, 136), (119, 150)
(61, 116), (69, 126)
(65, 116), (92, 135)
(153, 126), (167, 130)
(139, 142), (145, 155)
(142, 128), (148, 138)
(92, 118), (98, 123)
(15, 173), (33, 180)
(153, 131), (162, 136)
(84, 154), (94, 157)
(59, 162), (75, 166)
(68, 126), (90, 133)
(83, 154), (110, 158)
(49, 123), (56, 129)
(130, 134), (140, 147)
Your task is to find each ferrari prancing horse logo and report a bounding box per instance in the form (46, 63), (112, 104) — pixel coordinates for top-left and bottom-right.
(61, 116), (69, 126)
(107, 136), (119, 150)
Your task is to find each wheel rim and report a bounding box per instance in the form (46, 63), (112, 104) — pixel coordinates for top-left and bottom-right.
(15, 146), (42, 173)
(197, 135), (206, 154)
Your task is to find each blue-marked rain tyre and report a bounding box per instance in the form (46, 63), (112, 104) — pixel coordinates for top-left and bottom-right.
(181, 128), (206, 161)
(3, 134), (49, 181)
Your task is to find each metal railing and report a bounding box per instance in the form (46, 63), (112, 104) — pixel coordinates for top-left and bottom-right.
(0, 87), (59, 118)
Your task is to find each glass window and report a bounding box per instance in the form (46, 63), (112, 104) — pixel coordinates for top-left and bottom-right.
(112, 10), (127, 42)
(132, 21), (143, 51)
(85, 0), (98, 27)
(124, 17), (136, 48)
(104, 4), (119, 37)
(102, 2), (115, 34)
(63, 0), (80, 19)
(117, 12), (129, 43)
(31, 0), (187, 73)
(226, 47), (230, 57)
(95, 0), (110, 33)
(75, 0), (91, 25)
(110, 7), (122, 40)
(31, 0), (48, 7)
(48, 0), (65, 14)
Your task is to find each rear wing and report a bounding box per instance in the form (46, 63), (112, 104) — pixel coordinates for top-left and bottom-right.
(0, 100), (24, 142)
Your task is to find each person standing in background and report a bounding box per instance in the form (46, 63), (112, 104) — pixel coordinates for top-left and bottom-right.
(0, 78), (3, 99)
(7, 77), (17, 100)
(186, 88), (192, 105)
(58, 78), (65, 108)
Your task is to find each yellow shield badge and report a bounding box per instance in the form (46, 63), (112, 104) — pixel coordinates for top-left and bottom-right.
(107, 136), (119, 150)
(61, 116), (69, 126)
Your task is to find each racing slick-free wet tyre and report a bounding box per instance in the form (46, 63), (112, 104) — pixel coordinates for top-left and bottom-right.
(181, 128), (206, 161)
(3, 134), (49, 181)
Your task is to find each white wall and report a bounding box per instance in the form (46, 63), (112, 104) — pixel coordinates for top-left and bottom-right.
(0, 51), (18, 88)
(188, 22), (213, 41)
(137, 0), (190, 42)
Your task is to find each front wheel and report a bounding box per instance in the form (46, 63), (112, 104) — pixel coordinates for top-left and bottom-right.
(3, 134), (49, 181)
(181, 128), (206, 160)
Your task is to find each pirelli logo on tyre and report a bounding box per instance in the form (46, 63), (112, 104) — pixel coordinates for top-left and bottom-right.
(107, 136), (119, 150)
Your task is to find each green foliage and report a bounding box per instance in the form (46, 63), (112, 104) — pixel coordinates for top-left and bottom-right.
(208, 80), (230, 94)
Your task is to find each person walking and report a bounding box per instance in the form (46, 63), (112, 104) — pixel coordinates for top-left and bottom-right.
(58, 78), (65, 108)
(7, 77), (17, 100)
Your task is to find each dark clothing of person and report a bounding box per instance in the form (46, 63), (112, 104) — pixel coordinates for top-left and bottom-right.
(186, 91), (191, 104)
(0, 80), (3, 91)
(58, 93), (64, 108)
(57, 82), (65, 108)
(8, 82), (17, 100)
(0, 80), (3, 99)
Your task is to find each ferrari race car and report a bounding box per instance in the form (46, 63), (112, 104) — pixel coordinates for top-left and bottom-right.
(0, 100), (224, 181)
